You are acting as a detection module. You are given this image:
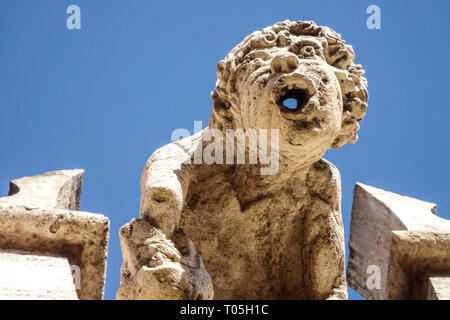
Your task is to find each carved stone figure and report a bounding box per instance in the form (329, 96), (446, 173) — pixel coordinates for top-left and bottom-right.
(117, 20), (368, 300)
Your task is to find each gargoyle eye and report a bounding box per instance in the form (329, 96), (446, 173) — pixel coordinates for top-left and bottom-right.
(279, 88), (310, 113)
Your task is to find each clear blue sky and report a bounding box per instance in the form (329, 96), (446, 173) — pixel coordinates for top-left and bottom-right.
(1, 1), (449, 300)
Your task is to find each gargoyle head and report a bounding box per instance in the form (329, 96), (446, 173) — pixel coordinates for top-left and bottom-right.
(210, 20), (368, 163)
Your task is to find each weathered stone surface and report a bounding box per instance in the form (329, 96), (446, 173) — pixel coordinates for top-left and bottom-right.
(0, 170), (110, 300)
(118, 20), (368, 300)
(0, 249), (77, 300)
(347, 183), (450, 300)
(389, 231), (450, 299)
(117, 218), (213, 300)
(1, 169), (84, 211)
(427, 275), (450, 300)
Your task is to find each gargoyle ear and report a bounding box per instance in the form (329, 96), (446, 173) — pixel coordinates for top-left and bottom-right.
(333, 68), (357, 94)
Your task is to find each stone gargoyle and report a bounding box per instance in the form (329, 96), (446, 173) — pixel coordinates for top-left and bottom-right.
(117, 20), (368, 300)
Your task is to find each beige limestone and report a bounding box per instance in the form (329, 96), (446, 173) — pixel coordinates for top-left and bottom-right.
(427, 275), (450, 300)
(0, 169), (109, 300)
(1, 169), (84, 210)
(117, 20), (368, 300)
(0, 249), (77, 300)
(117, 218), (213, 300)
(347, 183), (450, 300)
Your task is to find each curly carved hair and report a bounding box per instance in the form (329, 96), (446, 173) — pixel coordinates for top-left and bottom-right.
(210, 20), (368, 148)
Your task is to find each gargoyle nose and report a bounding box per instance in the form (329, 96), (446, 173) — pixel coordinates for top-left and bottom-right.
(270, 53), (299, 74)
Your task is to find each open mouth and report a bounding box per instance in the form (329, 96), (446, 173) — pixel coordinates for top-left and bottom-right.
(272, 72), (316, 118)
(278, 87), (310, 114)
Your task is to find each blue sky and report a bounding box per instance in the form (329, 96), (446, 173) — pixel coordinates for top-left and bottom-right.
(1, 1), (449, 300)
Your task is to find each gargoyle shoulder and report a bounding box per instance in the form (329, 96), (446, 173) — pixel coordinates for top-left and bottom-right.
(306, 158), (342, 206)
